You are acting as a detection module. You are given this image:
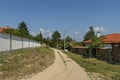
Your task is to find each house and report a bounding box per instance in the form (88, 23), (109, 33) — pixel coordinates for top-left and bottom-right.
(0, 26), (9, 33)
(0, 28), (4, 32)
(84, 33), (120, 62)
(103, 33), (120, 62)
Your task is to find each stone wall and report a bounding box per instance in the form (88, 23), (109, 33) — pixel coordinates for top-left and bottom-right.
(71, 47), (120, 62)
(112, 43), (120, 62)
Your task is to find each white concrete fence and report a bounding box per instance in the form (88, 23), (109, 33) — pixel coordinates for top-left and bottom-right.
(0, 33), (41, 52)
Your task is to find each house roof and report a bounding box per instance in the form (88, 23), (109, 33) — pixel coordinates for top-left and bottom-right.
(0, 27), (9, 33)
(0, 28), (5, 32)
(83, 40), (91, 44)
(84, 33), (120, 44)
(103, 33), (120, 43)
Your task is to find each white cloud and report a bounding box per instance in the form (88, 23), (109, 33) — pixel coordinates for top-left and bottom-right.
(49, 32), (52, 37)
(31, 32), (36, 36)
(40, 28), (51, 38)
(40, 28), (45, 34)
(40, 28), (43, 31)
(94, 26), (106, 32)
(74, 31), (80, 34)
(40, 28), (50, 33)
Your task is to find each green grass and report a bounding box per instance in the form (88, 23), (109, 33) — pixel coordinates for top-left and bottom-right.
(0, 47), (55, 80)
(64, 51), (120, 80)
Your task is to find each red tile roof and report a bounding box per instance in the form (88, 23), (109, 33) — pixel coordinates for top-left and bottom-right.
(0, 28), (5, 32)
(83, 40), (91, 44)
(0, 27), (9, 33)
(84, 33), (120, 44)
(103, 33), (120, 43)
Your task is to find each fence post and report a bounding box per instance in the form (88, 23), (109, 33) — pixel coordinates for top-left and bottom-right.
(10, 34), (12, 52)
(22, 37), (23, 49)
(28, 39), (30, 48)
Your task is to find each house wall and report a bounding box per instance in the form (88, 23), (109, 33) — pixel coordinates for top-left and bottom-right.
(104, 44), (112, 49)
(86, 44), (90, 47)
(112, 43), (120, 62)
(0, 33), (41, 52)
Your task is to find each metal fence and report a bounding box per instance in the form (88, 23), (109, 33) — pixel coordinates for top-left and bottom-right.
(0, 33), (41, 52)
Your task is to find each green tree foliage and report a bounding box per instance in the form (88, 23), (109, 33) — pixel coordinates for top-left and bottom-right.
(35, 32), (43, 43)
(18, 21), (29, 37)
(52, 31), (61, 48)
(52, 31), (61, 41)
(90, 36), (103, 48)
(3, 28), (21, 36)
(28, 34), (34, 40)
(73, 42), (83, 46)
(58, 35), (73, 50)
(42, 31), (74, 50)
(66, 36), (72, 42)
(84, 26), (95, 41)
(59, 40), (71, 50)
(3, 22), (41, 42)
(89, 36), (104, 58)
(83, 26), (104, 57)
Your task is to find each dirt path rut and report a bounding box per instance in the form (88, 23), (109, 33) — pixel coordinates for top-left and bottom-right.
(21, 49), (90, 80)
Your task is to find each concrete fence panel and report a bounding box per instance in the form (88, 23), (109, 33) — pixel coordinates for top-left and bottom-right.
(12, 35), (22, 50)
(23, 38), (29, 48)
(0, 33), (10, 51)
(0, 33), (41, 52)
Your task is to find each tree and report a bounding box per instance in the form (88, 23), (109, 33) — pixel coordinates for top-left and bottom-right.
(28, 34), (34, 40)
(91, 36), (103, 48)
(83, 26), (104, 57)
(84, 26), (95, 41)
(3, 28), (21, 36)
(52, 31), (61, 41)
(35, 32), (43, 43)
(90, 36), (103, 57)
(66, 36), (72, 42)
(18, 21), (29, 37)
(52, 31), (61, 48)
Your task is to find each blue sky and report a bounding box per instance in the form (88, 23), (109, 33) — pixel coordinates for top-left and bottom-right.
(0, 0), (120, 41)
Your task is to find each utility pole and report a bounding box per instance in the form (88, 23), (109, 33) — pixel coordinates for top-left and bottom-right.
(64, 31), (66, 51)
(57, 38), (58, 48)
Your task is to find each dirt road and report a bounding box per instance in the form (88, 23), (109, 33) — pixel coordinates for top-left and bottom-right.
(21, 49), (90, 80)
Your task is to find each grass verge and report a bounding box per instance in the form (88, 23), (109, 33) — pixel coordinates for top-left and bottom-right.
(64, 51), (120, 80)
(0, 47), (55, 80)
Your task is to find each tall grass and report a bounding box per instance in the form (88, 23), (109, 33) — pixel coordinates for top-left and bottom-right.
(64, 51), (120, 80)
(0, 47), (55, 80)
